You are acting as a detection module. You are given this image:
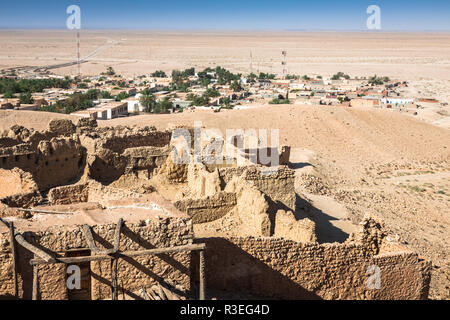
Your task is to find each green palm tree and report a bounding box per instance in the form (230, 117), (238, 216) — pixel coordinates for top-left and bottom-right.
(139, 89), (155, 113)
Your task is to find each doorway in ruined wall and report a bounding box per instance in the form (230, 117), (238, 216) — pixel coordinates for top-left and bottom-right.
(64, 249), (91, 300)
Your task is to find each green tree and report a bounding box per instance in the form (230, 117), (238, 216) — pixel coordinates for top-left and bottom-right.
(101, 91), (113, 99)
(19, 92), (34, 104)
(115, 91), (130, 101)
(204, 88), (220, 98)
(151, 70), (167, 78)
(3, 91), (15, 99)
(139, 89), (156, 113)
(154, 97), (173, 113)
(106, 66), (115, 76)
(222, 97), (232, 108)
(269, 98), (290, 105)
(230, 80), (242, 92)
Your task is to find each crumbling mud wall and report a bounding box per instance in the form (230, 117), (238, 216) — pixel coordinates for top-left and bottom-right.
(174, 192), (237, 224)
(0, 121), (86, 192)
(84, 127), (172, 184)
(0, 120), (173, 190)
(47, 183), (89, 205)
(0, 168), (42, 208)
(0, 218), (193, 300)
(219, 166), (296, 212)
(0, 120), (433, 300)
(193, 236), (430, 300)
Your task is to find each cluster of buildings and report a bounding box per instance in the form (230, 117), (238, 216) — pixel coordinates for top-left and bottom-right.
(0, 70), (443, 120)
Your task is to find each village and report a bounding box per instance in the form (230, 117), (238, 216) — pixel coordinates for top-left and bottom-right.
(0, 65), (445, 121)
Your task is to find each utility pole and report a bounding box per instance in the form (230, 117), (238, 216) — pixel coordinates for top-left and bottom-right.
(282, 50), (287, 79)
(250, 50), (253, 74)
(77, 30), (81, 77)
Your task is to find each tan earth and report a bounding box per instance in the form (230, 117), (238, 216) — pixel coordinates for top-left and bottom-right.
(1, 30), (450, 81)
(1, 30), (449, 299)
(1, 105), (449, 298)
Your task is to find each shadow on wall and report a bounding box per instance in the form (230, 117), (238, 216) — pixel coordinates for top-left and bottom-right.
(288, 162), (314, 170)
(295, 195), (349, 243)
(16, 224), (190, 300)
(190, 238), (322, 300)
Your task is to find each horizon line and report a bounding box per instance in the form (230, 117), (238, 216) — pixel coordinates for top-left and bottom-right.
(1, 27), (450, 33)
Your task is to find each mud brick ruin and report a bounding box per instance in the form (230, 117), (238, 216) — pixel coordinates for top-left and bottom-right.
(0, 119), (431, 300)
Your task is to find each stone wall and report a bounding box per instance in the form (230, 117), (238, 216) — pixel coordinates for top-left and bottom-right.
(0, 218), (193, 300)
(47, 183), (89, 205)
(0, 137), (86, 192)
(219, 166), (296, 212)
(174, 192), (237, 224)
(192, 236), (430, 300)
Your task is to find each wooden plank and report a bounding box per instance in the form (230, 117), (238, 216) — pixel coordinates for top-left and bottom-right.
(113, 218), (123, 252)
(17, 208), (76, 215)
(111, 259), (118, 300)
(0, 217), (9, 228)
(199, 249), (206, 301)
(31, 254), (112, 265)
(81, 224), (102, 255)
(32, 264), (38, 300)
(9, 222), (18, 299)
(30, 243), (206, 265)
(122, 243), (206, 258)
(15, 234), (55, 263)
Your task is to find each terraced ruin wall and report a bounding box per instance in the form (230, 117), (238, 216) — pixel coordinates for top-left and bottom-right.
(0, 138), (85, 191)
(193, 237), (431, 300)
(0, 218), (193, 300)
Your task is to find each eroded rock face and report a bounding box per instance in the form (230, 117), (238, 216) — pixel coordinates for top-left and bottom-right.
(274, 210), (317, 243)
(47, 119), (76, 136)
(174, 192), (237, 224)
(76, 117), (98, 129)
(225, 176), (272, 237)
(347, 217), (386, 255)
(0, 168), (42, 208)
(187, 162), (221, 198)
(0, 168), (38, 199)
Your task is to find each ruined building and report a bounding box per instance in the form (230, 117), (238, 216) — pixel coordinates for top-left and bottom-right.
(0, 119), (431, 300)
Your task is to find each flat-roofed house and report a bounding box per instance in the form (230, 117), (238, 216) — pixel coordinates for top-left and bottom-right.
(350, 97), (381, 108)
(71, 102), (128, 120)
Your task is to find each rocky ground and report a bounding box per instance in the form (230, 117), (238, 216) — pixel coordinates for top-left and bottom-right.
(1, 104), (449, 299)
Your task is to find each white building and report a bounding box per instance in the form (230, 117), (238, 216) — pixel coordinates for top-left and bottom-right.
(381, 98), (414, 105)
(123, 94), (144, 113)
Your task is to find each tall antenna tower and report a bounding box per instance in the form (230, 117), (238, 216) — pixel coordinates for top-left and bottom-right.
(282, 50), (287, 79)
(77, 30), (81, 77)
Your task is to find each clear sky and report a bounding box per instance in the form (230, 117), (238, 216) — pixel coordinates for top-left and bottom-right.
(0, 0), (449, 31)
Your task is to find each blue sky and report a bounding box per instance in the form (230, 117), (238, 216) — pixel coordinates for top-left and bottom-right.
(0, 0), (449, 30)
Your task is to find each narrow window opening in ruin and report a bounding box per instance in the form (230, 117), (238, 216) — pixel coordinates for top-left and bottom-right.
(45, 161), (49, 166)
(64, 249), (92, 300)
(26, 154), (31, 160)
(78, 158), (83, 168)
(1, 157), (6, 164)
(49, 148), (54, 155)
(15, 155), (19, 162)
